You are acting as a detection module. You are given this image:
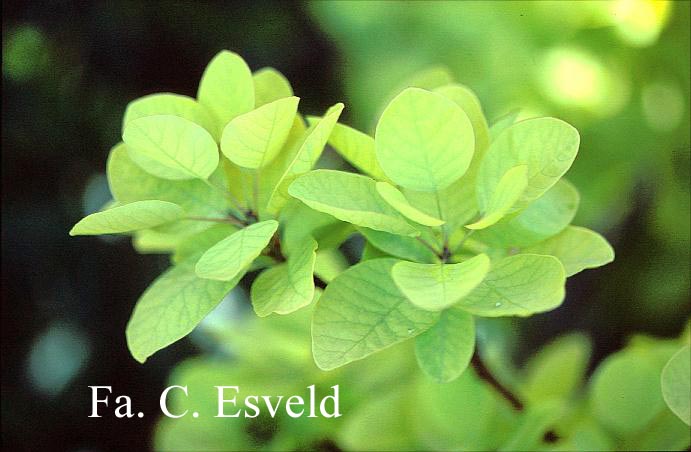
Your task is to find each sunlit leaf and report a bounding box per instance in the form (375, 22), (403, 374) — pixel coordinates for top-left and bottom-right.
(252, 67), (293, 107)
(221, 96), (299, 169)
(312, 120), (389, 181)
(435, 84), (490, 155)
(195, 220), (278, 281)
(197, 50), (254, 133)
(375, 182), (444, 227)
(69, 200), (183, 236)
(375, 87), (475, 191)
(126, 260), (243, 363)
(477, 117), (579, 210)
(122, 93), (217, 140)
(392, 254), (490, 311)
(472, 179), (579, 248)
(360, 228), (438, 263)
(524, 226), (614, 276)
(458, 254), (566, 317)
(123, 115), (219, 180)
(251, 237), (317, 316)
(312, 258), (438, 370)
(289, 170), (418, 236)
(467, 165), (528, 230)
(265, 103), (343, 213)
(415, 308), (475, 383)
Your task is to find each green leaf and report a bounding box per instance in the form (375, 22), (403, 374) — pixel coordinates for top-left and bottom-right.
(375, 87), (475, 192)
(122, 93), (217, 140)
(661, 345), (691, 425)
(132, 229), (185, 254)
(458, 254), (566, 317)
(123, 115), (219, 180)
(524, 226), (614, 277)
(312, 258), (438, 370)
(265, 103), (344, 213)
(590, 349), (667, 435)
(70, 200), (183, 236)
(107, 143), (229, 233)
(404, 177), (478, 233)
(172, 224), (238, 264)
(434, 84), (490, 155)
(360, 228), (438, 263)
(314, 120), (389, 181)
(375, 182), (444, 227)
(521, 333), (591, 404)
(195, 220), (278, 281)
(252, 67), (293, 107)
(126, 260), (243, 363)
(197, 50), (254, 133)
(220, 96), (299, 169)
(467, 165), (528, 230)
(251, 238), (317, 317)
(415, 308), (475, 383)
(392, 254), (491, 311)
(289, 170), (418, 236)
(477, 117), (580, 210)
(471, 179), (579, 248)
(279, 199), (349, 255)
(488, 110), (520, 141)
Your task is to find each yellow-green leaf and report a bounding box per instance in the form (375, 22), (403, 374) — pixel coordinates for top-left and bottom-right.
(467, 165), (528, 230)
(375, 182), (444, 227)
(69, 200), (183, 236)
(252, 67), (293, 107)
(392, 254), (490, 311)
(197, 50), (254, 133)
(375, 87), (475, 192)
(195, 220), (278, 281)
(220, 96), (299, 169)
(289, 170), (418, 236)
(123, 115), (219, 180)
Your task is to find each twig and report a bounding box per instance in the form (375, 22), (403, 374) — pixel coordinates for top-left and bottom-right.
(471, 350), (524, 411)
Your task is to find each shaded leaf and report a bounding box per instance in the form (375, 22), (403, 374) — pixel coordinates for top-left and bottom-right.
(376, 182), (444, 227)
(252, 67), (293, 107)
(661, 345), (691, 425)
(415, 308), (475, 383)
(467, 165), (528, 230)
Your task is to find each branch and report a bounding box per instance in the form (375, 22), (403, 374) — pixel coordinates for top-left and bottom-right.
(471, 350), (524, 411)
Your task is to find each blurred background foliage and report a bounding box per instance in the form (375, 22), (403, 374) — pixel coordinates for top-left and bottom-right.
(2, 1), (689, 450)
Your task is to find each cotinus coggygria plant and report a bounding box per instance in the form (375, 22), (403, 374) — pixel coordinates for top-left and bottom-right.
(70, 50), (614, 380)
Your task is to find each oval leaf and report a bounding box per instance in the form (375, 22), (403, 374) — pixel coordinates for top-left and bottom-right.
(197, 50), (254, 132)
(312, 258), (439, 370)
(477, 117), (579, 210)
(415, 308), (475, 383)
(252, 67), (294, 107)
(434, 84), (490, 155)
(375, 87), (475, 192)
(195, 220), (278, 281)
(467, 165), (528, 230)
(524, 226), (614, 276)
(221, 96), (299, 169)
(376, 182), (444, 227)
(251, 237), (317, 317)
(126, 260), (243, 363)
(661, 345), (691, 426)
(392, 254), (490, 311)
(265, 103), (344, 213)
(69, 200), (183, 236)
(472, 179), (580, 248)
(289, 170), (418, 236)
(458, 254), (566, 317)
(122, 93), (217, 140)
(123, 115), (219, 180)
